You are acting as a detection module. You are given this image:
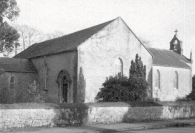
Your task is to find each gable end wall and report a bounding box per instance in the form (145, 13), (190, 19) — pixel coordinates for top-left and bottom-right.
(77, 18), (152, 103)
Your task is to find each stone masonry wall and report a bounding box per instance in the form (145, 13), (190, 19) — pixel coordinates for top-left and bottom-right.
(0, 108), (58, 130)
(1, 103), (195, 130)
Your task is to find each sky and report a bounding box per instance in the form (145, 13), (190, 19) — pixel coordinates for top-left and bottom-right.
(15, 0), (195, 58)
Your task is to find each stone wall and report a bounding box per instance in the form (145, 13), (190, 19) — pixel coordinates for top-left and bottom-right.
(0, 103), (195, 130)
(0, 109), (57, 129)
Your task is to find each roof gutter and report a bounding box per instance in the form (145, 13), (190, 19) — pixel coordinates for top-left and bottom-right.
(29, 50), (76, 59)
(4, 71), (37, 73)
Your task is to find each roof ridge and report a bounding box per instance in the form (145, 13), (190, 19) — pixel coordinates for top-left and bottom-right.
(60, 18), (116, 38)
(14, 18), (117, 59)
(52, 18), (116, 54)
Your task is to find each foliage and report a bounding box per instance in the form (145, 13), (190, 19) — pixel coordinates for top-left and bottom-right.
(0, 87), (13, 103)
(192, 75), (195, 91)
(186, 92), (195, 101)
(175, 96), (190, 102)
(129, 54), (146, 79)
(96, 54), (149, 102)
(96, 76), (130, 102)
(179, 75), (195, 101)
(96, 75), (148, 102)
(139, 37), (152, 47)
(13, 25), (64, 56)
(0, 22), (20, 54)
(0, 80), (44, 104)
(15, 81), (44, 103)
(0, 0), (20, 55)
(0, 0), (20, 21)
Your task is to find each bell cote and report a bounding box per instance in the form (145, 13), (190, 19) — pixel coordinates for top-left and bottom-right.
(170, 30), (183, 55)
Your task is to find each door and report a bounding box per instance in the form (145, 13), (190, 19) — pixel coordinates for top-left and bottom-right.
(61, 75), (68, 102)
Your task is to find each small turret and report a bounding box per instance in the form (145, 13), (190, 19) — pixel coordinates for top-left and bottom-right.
(170, 30), (182, 55)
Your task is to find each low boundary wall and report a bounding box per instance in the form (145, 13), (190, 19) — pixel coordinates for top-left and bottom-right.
(0, 102), (195, 130)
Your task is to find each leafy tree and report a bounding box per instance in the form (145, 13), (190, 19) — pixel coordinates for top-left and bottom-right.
(0, 0), (20, 55)
(0, 22), (19, 55)
(186, 75), (195, 101)
(96, 54), (149, 102)
(0, 0), (20, 21)
(192, 75), (195, 91)
(96, 75), (148, 102)
(129, 54), (146, 79)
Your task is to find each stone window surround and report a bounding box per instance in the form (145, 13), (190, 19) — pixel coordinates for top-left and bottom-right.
(113, 56), (124, 76)
(174, 71), (179, 90)
(155, 69), (160, 89)
(10, 75), (16, 90)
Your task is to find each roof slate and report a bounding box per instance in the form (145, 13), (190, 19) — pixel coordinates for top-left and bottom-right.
(14, 19), (115, 59)
(147, 47), (191, 68)
(0, 58), (37, 73)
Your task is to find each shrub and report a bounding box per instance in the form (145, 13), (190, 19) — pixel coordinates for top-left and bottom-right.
(182, 75), (195, 101)
(15, 80), (44, 103)
(186, 91), (195, 101)
(0, 87), (13, 104)
(175, 96), (190, 102)
(129, 54), (146, 79)
(96, 54), (149, 102)
(96, 75), (148, 102)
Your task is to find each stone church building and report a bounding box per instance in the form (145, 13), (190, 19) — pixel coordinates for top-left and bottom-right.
(0, 17), (192, 103)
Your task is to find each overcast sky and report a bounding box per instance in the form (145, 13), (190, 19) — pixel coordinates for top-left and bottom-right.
(15, 0), (195, 58)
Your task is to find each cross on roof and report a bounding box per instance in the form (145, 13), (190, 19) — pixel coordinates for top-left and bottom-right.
(174, 29), (178, 35)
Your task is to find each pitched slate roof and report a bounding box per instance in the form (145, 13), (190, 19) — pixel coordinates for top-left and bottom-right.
(0, 58), (37, 73)
(14, 19), (116, 59)
(147, 47), (191, 68)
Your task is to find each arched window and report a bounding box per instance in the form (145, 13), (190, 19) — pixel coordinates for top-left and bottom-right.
(174, 71), (179, 89)
(10, 76), (16, 89)
(114, 58), (123, 76)
(155, 70), (160, 89)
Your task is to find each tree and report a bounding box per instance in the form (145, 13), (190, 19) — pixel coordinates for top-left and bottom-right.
(193, 75), (195, 91)
(96, 75), (148, 102)
(45, 31), (64, 40)
(0, 0), (20, 56)
(13, 25), (65, 56)
(0, 0), (20, 21)
(96, 54), (149, 102)
(139, 37), (152, 47)
(186, 75), (195, 100)
(129, 54), (146, 79)
(14, 25), (45, 51)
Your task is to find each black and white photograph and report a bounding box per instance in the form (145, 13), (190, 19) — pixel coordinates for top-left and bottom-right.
(0, 0), (195, 132)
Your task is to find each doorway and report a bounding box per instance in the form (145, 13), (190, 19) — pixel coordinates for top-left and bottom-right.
(61, 75), (68, 102)
(57, 70), (71, 103)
